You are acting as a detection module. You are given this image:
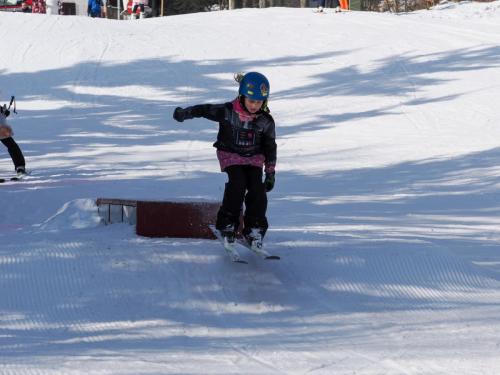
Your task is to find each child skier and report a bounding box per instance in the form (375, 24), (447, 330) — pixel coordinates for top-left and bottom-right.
(172, 72), (277, 249)
(0, 100), (27, 177)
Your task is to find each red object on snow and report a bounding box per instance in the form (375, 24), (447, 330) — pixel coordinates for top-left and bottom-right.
(136, 200), (219, 239)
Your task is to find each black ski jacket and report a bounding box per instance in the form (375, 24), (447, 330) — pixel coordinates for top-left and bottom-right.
(182, 100), (277, 170)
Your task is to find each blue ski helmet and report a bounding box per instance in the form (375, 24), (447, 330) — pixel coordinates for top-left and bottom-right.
(238, 72), (270, 101)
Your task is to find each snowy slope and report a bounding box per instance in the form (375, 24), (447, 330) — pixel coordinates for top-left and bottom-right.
(1, 3), (500, 374)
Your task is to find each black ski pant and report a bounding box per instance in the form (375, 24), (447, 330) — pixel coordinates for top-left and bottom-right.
(1, 137), (25, 171)
(216, 165), (268, 234)
(321, 0), (339, 7)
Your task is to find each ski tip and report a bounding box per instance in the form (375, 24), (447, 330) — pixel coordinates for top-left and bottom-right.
(234, 259), (249, 264)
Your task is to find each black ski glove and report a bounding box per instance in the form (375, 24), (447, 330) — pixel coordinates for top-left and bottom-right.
(264, 172), (275, 192)
(173, 107), (187, 122)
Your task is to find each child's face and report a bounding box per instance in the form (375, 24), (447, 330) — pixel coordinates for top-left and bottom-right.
(244, 97), (264, 114)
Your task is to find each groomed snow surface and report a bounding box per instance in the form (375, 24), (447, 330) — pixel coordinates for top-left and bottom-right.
(1, 2), (500, 374)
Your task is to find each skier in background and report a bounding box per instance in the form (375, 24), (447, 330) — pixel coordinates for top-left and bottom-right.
(21, 0), (32, 12)
(330, 0), (342, 12)
(31, 0), (46, 13)
(130, 0), (147, 18)
(317, 0), (341, 12)
(172, 72), (277, 249)
(0, 101), (27, 178)
(87, 0), (103, 17)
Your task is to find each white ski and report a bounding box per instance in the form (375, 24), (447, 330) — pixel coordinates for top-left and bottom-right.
(237, 238), (280, 260)
(0, 172), (31, 183)
(209, 225), (248, 264)
(3, 169), (32, 182)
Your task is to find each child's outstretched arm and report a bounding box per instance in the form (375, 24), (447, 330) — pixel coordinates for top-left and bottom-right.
(173, 104), (226, 123)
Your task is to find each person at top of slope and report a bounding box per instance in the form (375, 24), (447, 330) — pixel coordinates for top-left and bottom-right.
(172, 72), (277, 248)
(0, 98), (27, 178)
(87, 0), (103, 17)
(130, 0), (147, 19)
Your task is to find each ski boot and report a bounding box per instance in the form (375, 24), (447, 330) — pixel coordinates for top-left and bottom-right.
(216, 208), (239, 243)
(16, 166), (27, 178)
(218, 224), (236, 247)
(243, 228), (265, 251)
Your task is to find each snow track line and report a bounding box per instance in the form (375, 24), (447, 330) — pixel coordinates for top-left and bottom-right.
(320, 247), (500, 310)
(0, 240), (112, 352)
